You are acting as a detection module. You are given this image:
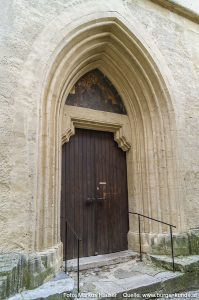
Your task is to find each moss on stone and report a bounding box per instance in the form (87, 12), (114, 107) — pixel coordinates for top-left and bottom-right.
(150, 233), (190, 256)
(0, 251), (59, 298)
(188, 229), (199, 255)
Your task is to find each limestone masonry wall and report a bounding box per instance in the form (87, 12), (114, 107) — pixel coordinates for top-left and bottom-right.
(0, 0), (199, 256)
(127, 0), (199, 231)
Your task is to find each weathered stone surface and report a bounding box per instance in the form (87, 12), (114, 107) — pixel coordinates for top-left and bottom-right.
(7, 258), (199, 300)
(1, 0), (198, 256)
(66, 250), (137, 272)
(188, 228), (199, 255)
(8, 273), (74, 300)
(149, 254), (199, 273)
(0, 0), (199, 298)
(68, 257), (192, 299)
(150, 232), (190, 256)
(0, 247), (62, 298)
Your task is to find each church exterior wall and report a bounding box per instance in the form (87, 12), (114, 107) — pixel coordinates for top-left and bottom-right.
(127, 0), (199, 231)
(0, 0), (199, 297)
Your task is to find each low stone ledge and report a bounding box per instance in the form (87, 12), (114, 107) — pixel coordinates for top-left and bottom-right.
(149, 254), (199, 273)
(0, 243), (62, 299)
(8, 272), (74, 300)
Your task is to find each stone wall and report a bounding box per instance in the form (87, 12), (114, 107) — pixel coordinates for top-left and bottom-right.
(0, 0), (199, 296)
(126, 0), (199, 230)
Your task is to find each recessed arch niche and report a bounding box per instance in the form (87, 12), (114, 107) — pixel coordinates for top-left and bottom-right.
(35, 13), (185, 255)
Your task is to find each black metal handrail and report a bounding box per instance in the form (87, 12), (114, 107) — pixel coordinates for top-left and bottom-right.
(129, 212), (176, 271)
(65, 219), (82, 295)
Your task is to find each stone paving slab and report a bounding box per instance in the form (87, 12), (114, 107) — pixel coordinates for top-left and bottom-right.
(70, 258), (183, 299)
(66, 250), (138, 272)
(8, 272), (74, 300)
(150, 254), (199, 272)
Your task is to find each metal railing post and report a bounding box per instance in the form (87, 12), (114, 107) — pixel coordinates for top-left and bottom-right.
(129, 211), (176, 271)
(138, 214), (142, 261)
(65, 221), (68, 274)
(170, 225), (175, 272)
(77, 239), (80, 296)
(64, 218), (82, 296)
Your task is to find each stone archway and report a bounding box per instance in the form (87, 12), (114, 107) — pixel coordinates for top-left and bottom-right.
(36, 13), (184, 255)
(16, 7), (185, 264)
(61, 68), (131, 259)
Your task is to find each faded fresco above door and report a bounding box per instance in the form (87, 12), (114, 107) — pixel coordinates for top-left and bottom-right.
(66, 69), (127, 115)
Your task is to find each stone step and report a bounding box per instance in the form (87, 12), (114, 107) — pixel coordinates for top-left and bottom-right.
(7, 261), (185, 300)
(149, 254), (199, 272)
(65, 250), (138, 272)
(8, 273), (74, 300)
(7, 256), (199, 300)
(71, 258), (195, 300)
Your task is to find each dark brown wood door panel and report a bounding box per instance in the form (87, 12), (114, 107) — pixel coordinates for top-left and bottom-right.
(61, 128), (129, 259)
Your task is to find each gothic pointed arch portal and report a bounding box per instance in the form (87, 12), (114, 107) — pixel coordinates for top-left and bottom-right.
(61, 69), (130, 259)
(32, 12), (185, 257)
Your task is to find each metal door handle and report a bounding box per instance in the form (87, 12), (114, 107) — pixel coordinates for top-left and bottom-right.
(96, 197), (105, 205)
(86, 197), (105, 205)
(86, 197), (95, 205)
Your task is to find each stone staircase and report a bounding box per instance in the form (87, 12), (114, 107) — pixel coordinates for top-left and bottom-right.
(5, 251), (199, 299)
(69, 252), (184, 299)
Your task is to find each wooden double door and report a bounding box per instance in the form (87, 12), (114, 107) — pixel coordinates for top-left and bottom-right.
(61, 128), (129, 259)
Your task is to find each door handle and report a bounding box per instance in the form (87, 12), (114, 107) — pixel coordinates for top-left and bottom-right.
(86, 197), (95, 205)
(96, 197), (105, 204)
(86, 197), (105, 205)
